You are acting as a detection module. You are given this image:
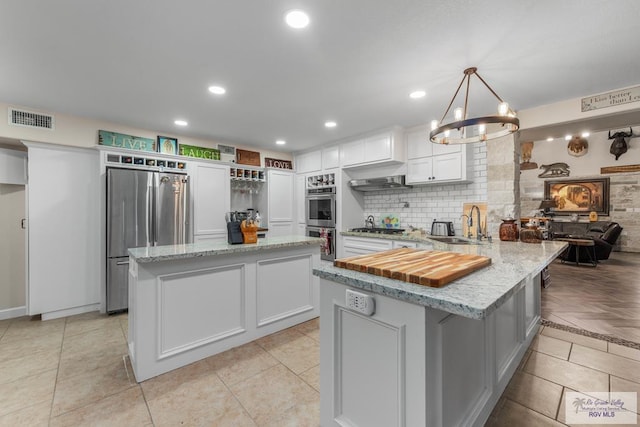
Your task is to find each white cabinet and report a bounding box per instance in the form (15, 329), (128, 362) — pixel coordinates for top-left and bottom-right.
(296, 150), (322, 173)
(0, 148), (27, 185)
(268, 221), (294, 237)
(267, 169), (294, 235)
(192, 162), (230, 241)
(342, 236), (393, 257)
(392, 240), (417, 249)
(340, 139), (365, 167)
(322, 146), (340, 169)
(405, 126), (469, 184)
(26, 142), (100, 319)
(340, 128), (404, 168)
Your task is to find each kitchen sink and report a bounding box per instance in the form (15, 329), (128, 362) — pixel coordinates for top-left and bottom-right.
(427, 236), (482, 245)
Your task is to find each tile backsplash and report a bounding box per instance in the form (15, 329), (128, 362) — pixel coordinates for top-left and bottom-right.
(363, 144), (487, 235)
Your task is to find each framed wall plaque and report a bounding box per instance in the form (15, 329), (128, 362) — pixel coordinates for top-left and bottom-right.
(236, 148), (261, 166)
(157, 136), (178, 155)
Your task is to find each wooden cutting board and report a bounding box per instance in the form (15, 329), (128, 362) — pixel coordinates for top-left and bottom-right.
(334, 248), (491, 288)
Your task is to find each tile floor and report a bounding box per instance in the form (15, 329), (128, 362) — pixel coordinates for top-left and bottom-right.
(1, 312), (640, 426)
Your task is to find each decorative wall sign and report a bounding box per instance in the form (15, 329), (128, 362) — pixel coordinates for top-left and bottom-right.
(544, 178), (610, 215)
(157, 136), (178, 155)
(179, 144), (220, 160)
(601, 164), (640, 174)
(581, 85), (640, 112)
(98, 130), (156, 152)
(236, 148), (261, 166)
(264, 157), (293, 169)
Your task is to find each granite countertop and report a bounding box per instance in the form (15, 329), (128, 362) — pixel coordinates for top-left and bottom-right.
(315, 234), (568, 320)
(129, 235), (322, 263)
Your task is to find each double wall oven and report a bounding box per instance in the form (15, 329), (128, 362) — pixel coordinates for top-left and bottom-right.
(305, 186), (336, 261)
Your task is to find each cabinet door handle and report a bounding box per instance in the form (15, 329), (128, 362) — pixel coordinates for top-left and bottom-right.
(21, 218), (26, 229)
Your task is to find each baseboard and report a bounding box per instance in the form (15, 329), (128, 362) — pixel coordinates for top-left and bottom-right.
(41, 303), (100, 321)
(0, 306), (27, 320)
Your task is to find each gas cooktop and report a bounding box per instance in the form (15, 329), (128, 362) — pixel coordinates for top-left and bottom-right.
(350, 227), (405, 235)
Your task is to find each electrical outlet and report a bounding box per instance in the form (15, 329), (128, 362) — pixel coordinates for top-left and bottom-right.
(346, 289), (375, 316)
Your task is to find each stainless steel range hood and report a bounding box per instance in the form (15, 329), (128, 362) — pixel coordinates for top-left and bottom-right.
(348, 175), (412, 192)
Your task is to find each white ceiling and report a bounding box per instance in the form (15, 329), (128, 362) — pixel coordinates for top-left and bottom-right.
(1, 1), (639, 152)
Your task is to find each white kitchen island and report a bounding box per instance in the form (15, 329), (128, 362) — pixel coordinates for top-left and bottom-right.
(314, 237), (567, 427)
(127, 235), (321, 382)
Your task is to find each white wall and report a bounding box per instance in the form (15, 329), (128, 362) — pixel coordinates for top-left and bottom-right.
(0, 101), (292, 164)
(363, 143), (487, 235)
(0, 184), (26, 310)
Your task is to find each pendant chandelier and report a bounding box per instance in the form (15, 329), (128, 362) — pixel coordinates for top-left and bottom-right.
(429, 67), (519, 145)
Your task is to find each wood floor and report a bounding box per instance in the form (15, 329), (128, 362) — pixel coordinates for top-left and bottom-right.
(543, 251), (640, 344)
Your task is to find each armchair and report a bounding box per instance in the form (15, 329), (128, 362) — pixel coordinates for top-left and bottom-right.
(558, 221), (623, 262)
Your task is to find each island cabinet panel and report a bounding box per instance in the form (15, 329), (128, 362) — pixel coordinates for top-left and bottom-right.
(128, 240), (320, 382)
(320, 273), (542, 427)
(320, 280), (427, 427)
(257, 254), (315, 326)
(158, 265), (246, 357)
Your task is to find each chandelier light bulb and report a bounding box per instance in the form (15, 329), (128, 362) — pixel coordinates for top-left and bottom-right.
(498, 102), (509, 116)
(454, 107), (463, 121)
(565, 135), (572, 141)
(444, 129), (450, 137)
(478, 124), (486, 135)
(431, 120), (439, 131)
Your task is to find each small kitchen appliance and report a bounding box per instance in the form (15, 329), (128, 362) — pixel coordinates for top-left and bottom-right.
(431, 220), (455, 236)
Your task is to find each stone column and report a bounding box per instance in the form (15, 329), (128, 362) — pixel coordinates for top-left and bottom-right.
(486, 133), (520, 237)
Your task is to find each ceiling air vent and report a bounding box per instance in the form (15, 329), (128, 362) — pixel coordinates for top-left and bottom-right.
(8, 108), (55, 130)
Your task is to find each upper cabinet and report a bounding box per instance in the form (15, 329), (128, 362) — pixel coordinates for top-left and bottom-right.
(191, 161), (230, 240)
(295, 150), (322, 174)
(0, 148), (27, 185)
(322, 146), (340, 169)
(340, 127), (404, 168)
(405, 126), (471, 185)
(268, 169), (295, 223)
(296, 145), (339, 173)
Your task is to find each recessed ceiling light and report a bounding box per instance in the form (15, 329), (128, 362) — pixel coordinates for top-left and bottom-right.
(581, 131), (590, 138)
(564, 134), (572, 141)
(409, 90), (426, 99)
(546, 137), (554, 142)
(208, 85), (226, 95)
(276, 140), (286, 145)
(285, 10), (309, 29)
(174, 120), (188, 126)
(325, 121), (337, 128)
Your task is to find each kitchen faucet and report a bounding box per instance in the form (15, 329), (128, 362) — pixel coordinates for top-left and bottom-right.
(365, 215), (375, 229)
(468, 205), (482, 240)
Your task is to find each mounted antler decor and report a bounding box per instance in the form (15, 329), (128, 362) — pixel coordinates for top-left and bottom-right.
(608, 127), (634, 160)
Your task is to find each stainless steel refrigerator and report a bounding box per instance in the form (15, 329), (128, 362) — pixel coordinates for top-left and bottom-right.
(106, 168), (190, 313)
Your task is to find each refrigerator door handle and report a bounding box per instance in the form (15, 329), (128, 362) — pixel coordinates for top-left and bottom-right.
(152, 172), (159, 246)
(116, 260), (130, 266)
